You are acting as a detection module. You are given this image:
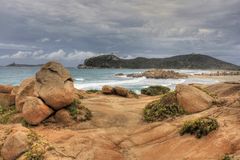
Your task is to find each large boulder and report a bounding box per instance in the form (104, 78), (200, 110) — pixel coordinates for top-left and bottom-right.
(35, 61), (75, 110)
(114, 86), (129, 97)
(176, 84), (214, 113)
(1, 130), (30, 160)
(22, 97), (53, 125)
(0, 84), (14, 93)
(102, 85), (114, 94)
(15, 77), (36, 111)
(0, 93), (15, 108)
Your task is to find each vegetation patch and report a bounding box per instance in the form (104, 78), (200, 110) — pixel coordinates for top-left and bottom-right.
(141, 86), (170, 96)
(67, 99), (92, 121)
(222, 155), (234, 160)
(179, 117), (218, 138)
(24, 130), (50, 160)
(143, 91), (185, 122)
(0, 105), (17, 124)
(86, 89), (100, 94)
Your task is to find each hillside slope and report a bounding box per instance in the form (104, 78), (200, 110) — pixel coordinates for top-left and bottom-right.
(81, 54), (239, 70)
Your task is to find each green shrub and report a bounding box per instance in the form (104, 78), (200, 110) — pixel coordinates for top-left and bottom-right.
(86, 89), (100, 93)
(0, 105), (17, 124)
(25, 131), (46, 160)
(222, 155), (234, 160)
(143, 91), (184, 122)
(179, 117), (218, 138)
(141, 86), (170, 96)
(67, 99), (92, 121)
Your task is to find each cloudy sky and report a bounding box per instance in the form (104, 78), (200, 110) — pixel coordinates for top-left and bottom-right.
(0, 0), (239, 66)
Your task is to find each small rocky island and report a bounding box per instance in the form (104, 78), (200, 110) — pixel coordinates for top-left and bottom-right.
(116, 69), (188, 79)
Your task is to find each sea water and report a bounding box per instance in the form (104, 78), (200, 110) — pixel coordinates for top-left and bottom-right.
(0, 67), (218, 93)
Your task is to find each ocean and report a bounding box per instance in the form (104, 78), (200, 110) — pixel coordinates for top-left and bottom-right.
(0, 67), (218, 93)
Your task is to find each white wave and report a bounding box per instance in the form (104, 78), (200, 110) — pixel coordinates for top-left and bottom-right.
(114, 75), (128, 78)
(74, 77), (146, 89)
(75, 78), (84, 81)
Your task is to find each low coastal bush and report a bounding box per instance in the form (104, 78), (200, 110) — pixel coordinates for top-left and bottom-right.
(67, 99), (92, 121)
(0, 105), (17, 124)
(24, 131), (49, 160)
(86, 89), (100, 94)
(179, 117), (218, 138)
(143, 91), (185, 122)
(222, 155), (234, 160)
(141, 86), (170, 96)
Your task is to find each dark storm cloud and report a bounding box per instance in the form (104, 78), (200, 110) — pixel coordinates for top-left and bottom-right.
(0, 0), (239, 66)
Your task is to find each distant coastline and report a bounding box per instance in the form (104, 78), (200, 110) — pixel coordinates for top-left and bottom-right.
(5, 62), (43, 67)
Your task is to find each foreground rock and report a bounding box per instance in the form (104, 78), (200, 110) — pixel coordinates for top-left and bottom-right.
(0, 93), (15, 108)
(22, 97), (53, 125)
(35, 61), (75, 110)
(0, 81), (240, 159)
(0, 84), (14, 93)
(15, 77), (36, 111)
(1, 128), (30, 160)
(14, 61), (80, 125)
(0, 84), (16, 108)
(176, 84), (214, 113)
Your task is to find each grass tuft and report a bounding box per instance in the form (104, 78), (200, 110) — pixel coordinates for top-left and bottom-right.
(141, 86), (170, 96)
(86, 89), (100, 94)
(179, 117), (218, 138)
(67, 99), (92, 121)
(143, 91), (185, 122)
(0, 105), (17, 124)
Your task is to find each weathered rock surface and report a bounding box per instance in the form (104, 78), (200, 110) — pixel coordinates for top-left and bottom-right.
(0, 93), (15, 108)
(0, 84), (14, 94)
(102, 85), (114, 94)
(114, 86), (129, 97)
(1, 130), (30, 160)
(35, 61), (75, 110)
(176, 84), (214, 113)
(22, 97), (53, 125)
(55, 109), (74, 125)
(15, 77), (36, 111)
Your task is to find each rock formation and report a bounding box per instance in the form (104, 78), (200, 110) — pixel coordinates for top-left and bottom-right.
(15, 61), (76, 125)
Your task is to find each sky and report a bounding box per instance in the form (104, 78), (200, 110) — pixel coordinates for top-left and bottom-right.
(0, 0), (239, 66)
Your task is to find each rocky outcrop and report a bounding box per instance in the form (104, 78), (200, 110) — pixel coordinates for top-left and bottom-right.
(125, 69), (188, 79)
(22, 97), (53, 125)
(14, 61), (76, 125)
(176, 84), (214, 113)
